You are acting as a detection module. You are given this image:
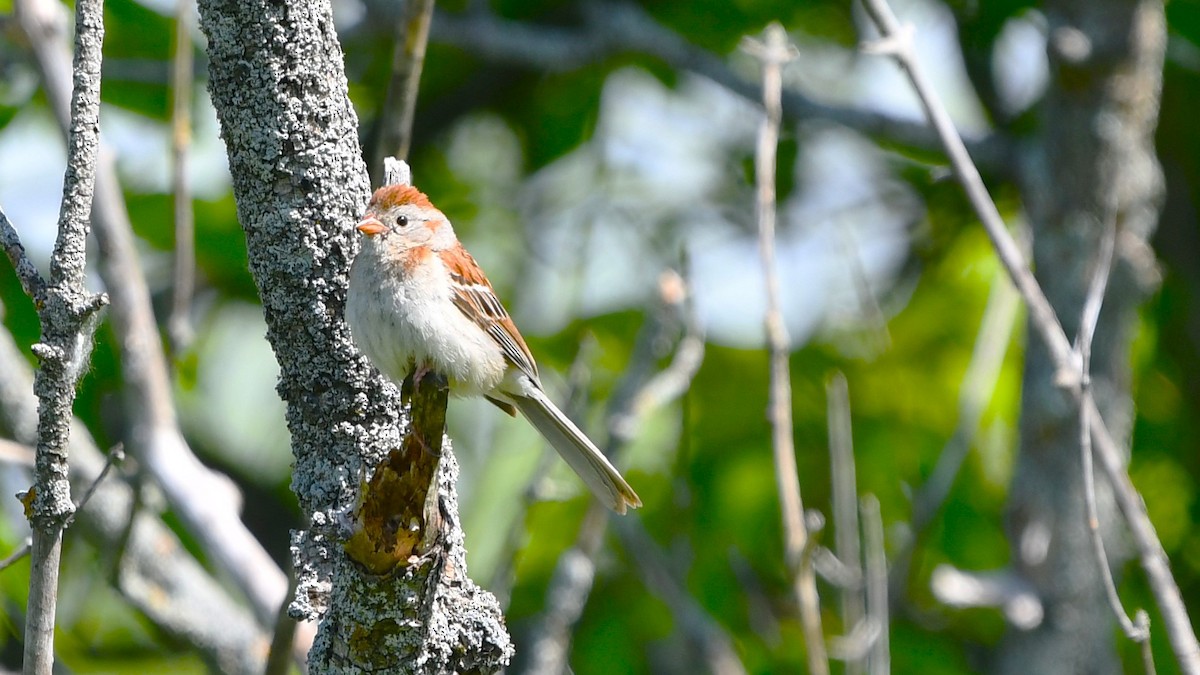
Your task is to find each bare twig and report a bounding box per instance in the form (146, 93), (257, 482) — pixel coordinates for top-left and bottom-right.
(910, 275), (1019, 532)
(859, 0), (1200, 670)
(1087, 395), (1195, 669)
(1078, 225), (1153, 658)
(826, 372), (864, 675)
(814, 546), (862, 590)
(858, 1), (1072, 375)
(168, 0), (196, 355)
(861, 495), (889, 675)
(369, 0), (435, 183)
(743, 24), (828, 675)
(64, 443), (124, 526)
(0, 538), (33, 573)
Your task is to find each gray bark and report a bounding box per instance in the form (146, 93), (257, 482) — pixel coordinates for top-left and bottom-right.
(196, 0), (511, 671)
(998, 1), (1166, 673)
(16, 0), (289, 626)
(11, 0), (108, 670)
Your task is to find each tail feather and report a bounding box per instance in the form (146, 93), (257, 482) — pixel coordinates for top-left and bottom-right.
(512, 389), (641, 514)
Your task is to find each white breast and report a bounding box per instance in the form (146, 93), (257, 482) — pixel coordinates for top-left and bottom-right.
(346, 240), (508, 397)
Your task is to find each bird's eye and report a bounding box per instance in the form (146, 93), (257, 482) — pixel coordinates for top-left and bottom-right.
(395, 215), (409, 228)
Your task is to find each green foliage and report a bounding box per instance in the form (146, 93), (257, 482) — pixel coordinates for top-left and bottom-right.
(101, 0), (175, 119)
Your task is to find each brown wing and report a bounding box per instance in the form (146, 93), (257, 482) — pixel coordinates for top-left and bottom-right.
(442, 243), (540, 383)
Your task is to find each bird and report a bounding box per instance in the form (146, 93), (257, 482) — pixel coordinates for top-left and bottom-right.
(346, 183), (642, 514)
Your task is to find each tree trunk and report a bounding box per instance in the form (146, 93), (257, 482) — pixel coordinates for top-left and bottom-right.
(998, 1), (1165, 672)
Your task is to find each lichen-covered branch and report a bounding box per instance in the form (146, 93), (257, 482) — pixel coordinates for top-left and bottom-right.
(11, 0), (108, 670)
(16, 0), (289, 629)
(196, 2), (510, 670)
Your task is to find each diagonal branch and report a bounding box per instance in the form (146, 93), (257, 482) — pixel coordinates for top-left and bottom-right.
(0, 206), (46, 304)
(525, 268), (704, 674)
(368, 0), (436, 184)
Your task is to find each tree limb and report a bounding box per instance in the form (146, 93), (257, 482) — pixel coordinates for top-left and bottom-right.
(196, 2), (511, 670)
(14, 0), (290, 631)
(12, 0), (109, 669)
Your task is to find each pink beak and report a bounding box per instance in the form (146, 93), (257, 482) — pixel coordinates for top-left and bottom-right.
(356, 217), (389, 237)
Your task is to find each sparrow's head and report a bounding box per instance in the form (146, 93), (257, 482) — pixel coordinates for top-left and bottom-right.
(357, 184), (456, 251)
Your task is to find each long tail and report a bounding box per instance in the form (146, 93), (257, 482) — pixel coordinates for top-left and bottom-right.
(512, 388), (642, 514)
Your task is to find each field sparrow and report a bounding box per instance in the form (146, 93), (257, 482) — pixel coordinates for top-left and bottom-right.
(346, 184), (642, 514)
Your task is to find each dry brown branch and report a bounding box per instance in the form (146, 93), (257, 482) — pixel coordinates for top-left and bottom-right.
(743, 24), (828, 675)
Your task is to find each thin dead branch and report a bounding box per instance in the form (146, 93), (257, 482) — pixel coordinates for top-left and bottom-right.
(743, 23), (828, 675)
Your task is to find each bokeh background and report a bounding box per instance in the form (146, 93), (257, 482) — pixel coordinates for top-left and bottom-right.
(0, 0), (1198, 672)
